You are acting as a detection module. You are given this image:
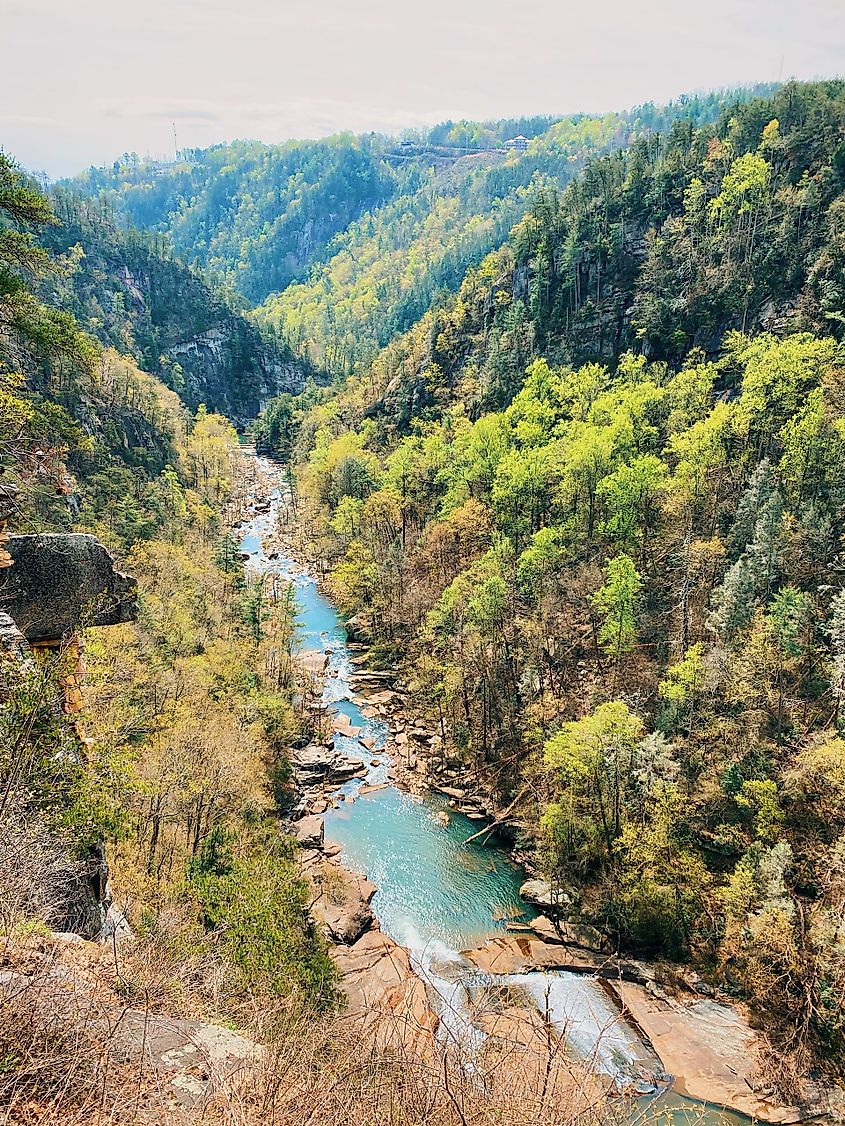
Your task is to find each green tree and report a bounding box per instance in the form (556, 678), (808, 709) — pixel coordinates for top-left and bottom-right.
(544, 701), (644, 855)
(592, 554), (643, 665)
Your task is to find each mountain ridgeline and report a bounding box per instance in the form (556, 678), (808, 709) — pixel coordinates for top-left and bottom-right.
(65, 86), (777, 375)
(288, 79), (845, 430)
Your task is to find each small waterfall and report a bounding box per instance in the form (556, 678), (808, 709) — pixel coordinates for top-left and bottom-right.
(506, 972), (658, 1087)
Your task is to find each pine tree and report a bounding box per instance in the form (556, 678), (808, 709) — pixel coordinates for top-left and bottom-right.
(828, 590), (845, 727)
(710, 555), (757, 639)
(746, 490), (786, 600)
(729, 458), (774, 556)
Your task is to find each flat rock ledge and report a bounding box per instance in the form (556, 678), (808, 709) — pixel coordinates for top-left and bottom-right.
(0, 533), (137, 642)
(0, 951), (264, 1121)
(331, 930), (439, 1054)
(462, 936), (834, 1123)
(609, 982), (833, 1123)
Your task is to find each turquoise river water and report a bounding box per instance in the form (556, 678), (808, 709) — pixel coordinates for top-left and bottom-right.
(239, 455), (744, 1125)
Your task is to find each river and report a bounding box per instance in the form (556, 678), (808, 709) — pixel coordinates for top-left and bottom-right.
(238, 453), (744, 1125)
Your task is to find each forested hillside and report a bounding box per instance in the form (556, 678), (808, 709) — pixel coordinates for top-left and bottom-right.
(65, 87), (777, 378)
(0, 149), (334, 1041)
(257, 88), (779, 375)
(33, 191), (309, 418)
(261, 80), (845, 1071)
(67, 136), (397, 303)
(283, 80), (844, 429)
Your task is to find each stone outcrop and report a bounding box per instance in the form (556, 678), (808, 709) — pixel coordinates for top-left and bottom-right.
(332, 931), (438, 1053)
(608, 982), (831, 1123)
(529, 914), (606, 950)
(0, 609), (35, 692)
(0, 534), (137, 642)
(0, 534), (139, 941)
(293, 815), (325, 849)
(519, 877), (571, 909)
(463, 935), (613, 976)
(291, 743), (365, 788)
(303, 854), (376, 944)
(0, 934), (265, 1120)
(109, 1010), (264, 1112)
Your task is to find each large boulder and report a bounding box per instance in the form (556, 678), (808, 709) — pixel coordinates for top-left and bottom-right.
(332, 931), (439, 1053)
(519, 878), (568, 908)
(531, 915), (606, 951)
(307, 862), (375, 944)
(292, 744), (365, 787)
(293, 816), (324, 848)
(344, 613), (373, 643)
(320, 899), (374, 944)
(0, 534), (137, 642)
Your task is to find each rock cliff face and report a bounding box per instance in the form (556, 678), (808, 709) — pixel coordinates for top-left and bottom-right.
(0, 534), (139, 939)
(164, 316), (305, 420)
(0, 534), (137, 643)
(40, 211), (312, 420)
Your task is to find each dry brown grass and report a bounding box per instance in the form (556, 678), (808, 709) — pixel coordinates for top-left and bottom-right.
(0, 926), (637, 1126)
(0, 806), (90, 937)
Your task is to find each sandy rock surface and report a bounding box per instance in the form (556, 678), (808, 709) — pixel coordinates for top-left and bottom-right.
(332, 931), (439, 1053)
(608, 982), (830, 1123)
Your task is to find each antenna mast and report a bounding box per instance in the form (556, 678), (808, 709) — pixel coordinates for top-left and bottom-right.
(172, 121), (178, 161)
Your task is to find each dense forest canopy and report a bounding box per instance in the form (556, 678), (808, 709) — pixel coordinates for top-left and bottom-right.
(64, 85), (778, 377)
(254, 80), (845, 1072)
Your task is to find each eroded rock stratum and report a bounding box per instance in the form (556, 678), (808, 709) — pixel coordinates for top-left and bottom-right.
(0, 533), (137, 642)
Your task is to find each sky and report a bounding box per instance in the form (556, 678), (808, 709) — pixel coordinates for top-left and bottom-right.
(3, 0), (844, 179)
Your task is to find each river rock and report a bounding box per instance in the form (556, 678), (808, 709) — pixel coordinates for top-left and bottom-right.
(300, 649), (329, 676)
(329, 756), (365, 781)
(332, 931), (438, 1053)
(519, 878), (571, 909)
(344, 613), (373, 643)
(608, 982), (829, 1122)
(410, 727), (435, 742)
(463, 935), (610, 976)
(530, 915), (606, 951)
(365, 689), (401, 705)
(333, 713), (362, 738)
(434, 785), (465, 800)
(306, 855), (376, 944)
(291, 744), (335, 783)
(320, 899), (372, 943)
(293, 816), (324, 848)
(432, 811), (450, 829)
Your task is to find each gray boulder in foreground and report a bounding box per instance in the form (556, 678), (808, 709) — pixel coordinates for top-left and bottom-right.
(0, 533), (137, 642)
